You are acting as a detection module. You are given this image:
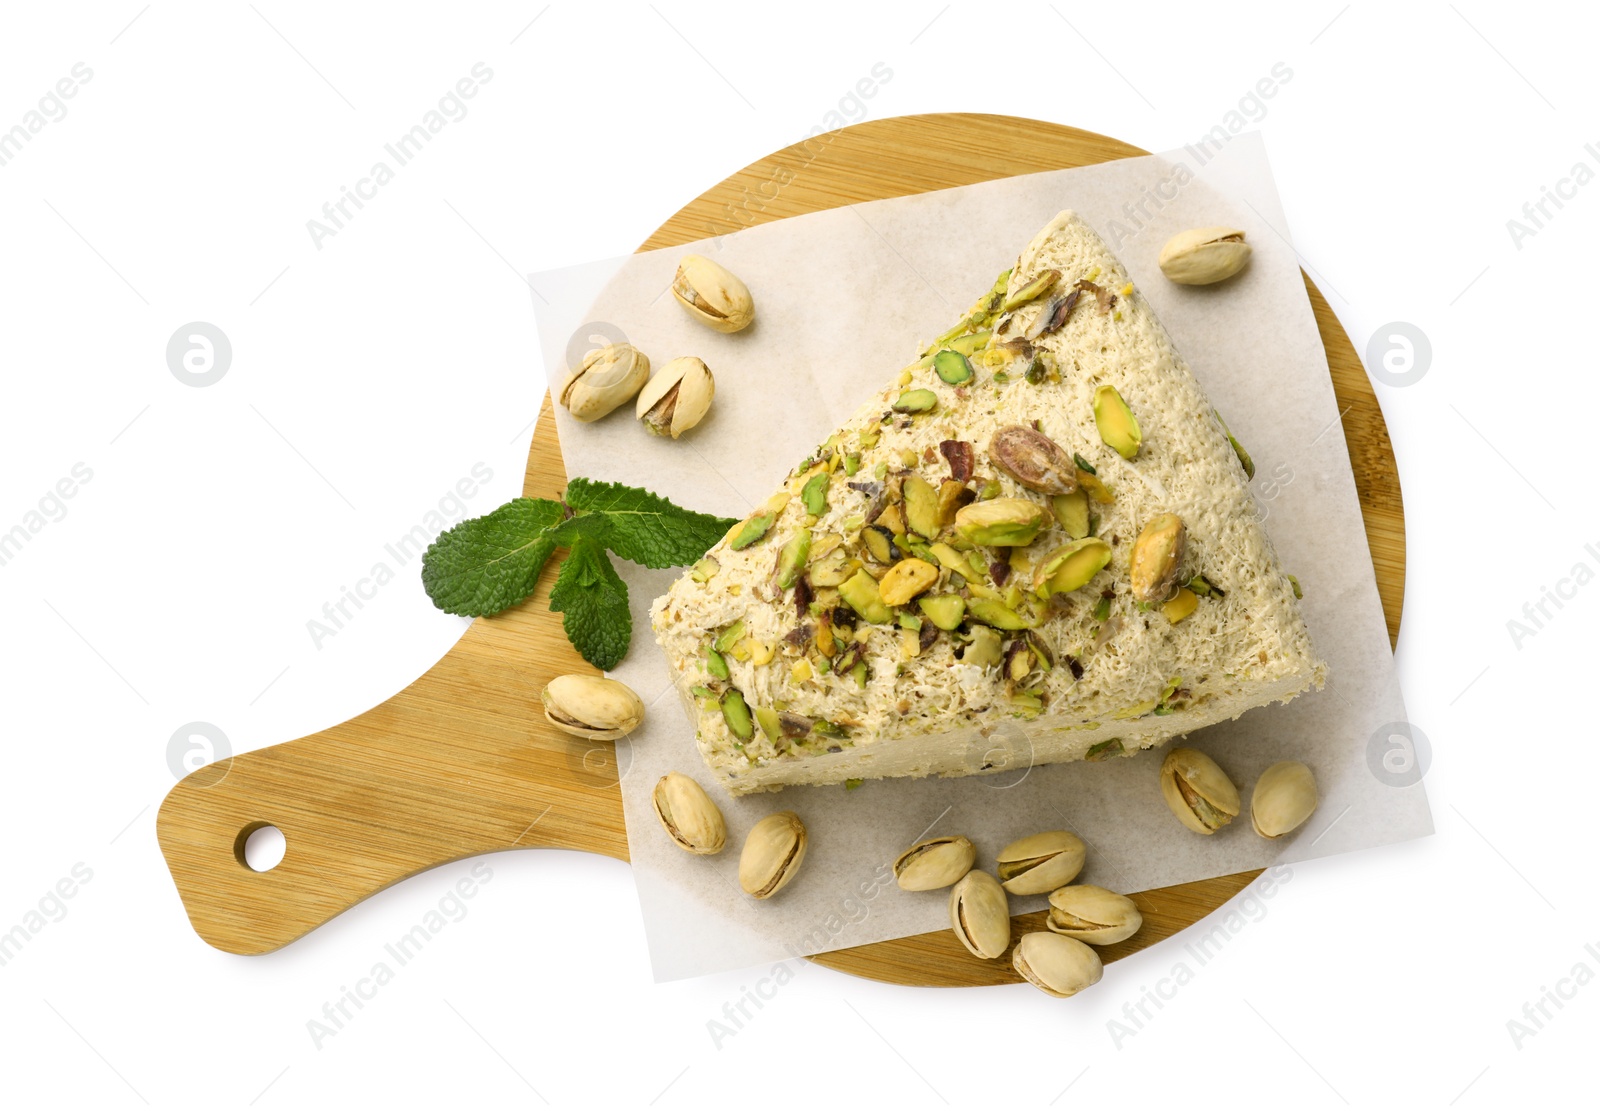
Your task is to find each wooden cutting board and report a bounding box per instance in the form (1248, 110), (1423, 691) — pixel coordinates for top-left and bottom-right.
(157, 113), (1404, 986)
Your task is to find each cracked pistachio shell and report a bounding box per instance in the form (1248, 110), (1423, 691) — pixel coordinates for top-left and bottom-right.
(560, 342), (649, 422)
(672, 254), (755, 333)
(949, 869), (1011, 959)
(893, 835), (976, 891)
(988, 425), (1079, 495)
(652, 772), (727, 855)
(739, 811), (807, 898)
(1046, 885), (1142, 945)
(1160, 747), (1240, 834)
(1158, 226), (1251, 285)
(996, 830), (1086, 895)
(636, 356), (715, 438)
(1130, 513), (1186, 605)
(540, 674), (644, 741)
(1251, 760), (1318, 839)
(1013, 931), (1103, 998)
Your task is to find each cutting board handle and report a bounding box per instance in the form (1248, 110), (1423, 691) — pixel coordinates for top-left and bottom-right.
(157, 526), (630, 955)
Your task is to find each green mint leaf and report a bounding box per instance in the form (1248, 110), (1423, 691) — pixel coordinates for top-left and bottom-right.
(563, 477), (737, 569)
(421, 497), (566, 616)
(548, 535), (632, 670)
(546, 510), (613, 551)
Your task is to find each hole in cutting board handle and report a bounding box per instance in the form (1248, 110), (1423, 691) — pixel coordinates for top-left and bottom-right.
(234, 822), (287, 872)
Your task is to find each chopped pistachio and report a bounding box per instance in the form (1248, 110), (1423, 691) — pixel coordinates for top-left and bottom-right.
(1187, 573), (1225, 599)
(801, 472), (829, 516)
(713, 620), (746, 654)
(730, 513), (775, 550)
(903, 475), (941, 539)
(1288, 574), (1303, 599)
(879, 558), (939, 606)
(705, 647), (729, 680)
(1051, 489), (1090, 540)
(964, 625), (1003, 668)
(954, 498), (1048, 547)
(721, 689), (754, 740)
(839, 568), (892, 624)
(843, 453), (861, 476)
(1076, 468), (1114, 505)
(933, 349), (974, 385)
(755, 705), (781, 742)
(1214, 410), (1256, 479)
(917, 593), (966, 631)
(966, 598), (1033, 630)
(1093, 385), (1142, 460)
(1033, 538), (1113, 597)
(1085, 738), (1125, 762)
(1162, 587), (1199, 623)
(862, 525), (900, 564)
(947, 329), (992, 356)
(893, 388), (938, 413)
(777, 529), (811, 589)
(1000, 268), (1061, 313)
(689, 556), (721, 583)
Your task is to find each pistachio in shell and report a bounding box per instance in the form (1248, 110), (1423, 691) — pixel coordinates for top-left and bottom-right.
(652, 772), (727, 855)
(671, 254), (754, 332)
(1160, 746), (1240, 834)
(560, 342), (650, 422)
(739, 811), (808, 898)
(893, 835), (977, 891)
(949, 869), (1011, 959)
(636, 356), (715, 438)
(1013, 931), (1103, 997)
(1046, 885), (1142, 945)
(1250, 760), (1319, 839)
(540, 674), (645, 740)
(996, 830), (1085, 895)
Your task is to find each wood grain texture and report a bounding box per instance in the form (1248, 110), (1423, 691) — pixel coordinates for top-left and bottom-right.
(157, 114), (1403, 985)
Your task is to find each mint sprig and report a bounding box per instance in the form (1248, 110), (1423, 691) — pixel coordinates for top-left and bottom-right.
(421, 477), (736, 670)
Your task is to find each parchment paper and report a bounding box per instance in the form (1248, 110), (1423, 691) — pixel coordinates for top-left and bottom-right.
(528, 132), (1432, 982)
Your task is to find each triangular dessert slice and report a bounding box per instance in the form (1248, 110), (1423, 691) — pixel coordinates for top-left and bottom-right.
(652, 211), (1324, 794)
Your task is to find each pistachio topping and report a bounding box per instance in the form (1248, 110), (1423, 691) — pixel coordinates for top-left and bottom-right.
(954, 498), (1048, 547)
(1033, 538), (1112, 597)
(1130, 513), (1186, 605)
(1214, 409), (1256, 479)
(933, 349), (974, 385)
(988, 425), (1080, 495)
(879, 558), (939, 606)
(1093, 384), (1142, 460)
(893, 388), (938, 414)
(1000, 268), (1061, 312)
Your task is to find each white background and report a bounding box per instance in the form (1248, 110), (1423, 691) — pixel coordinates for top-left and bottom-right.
(0, 2), (1591, 1107)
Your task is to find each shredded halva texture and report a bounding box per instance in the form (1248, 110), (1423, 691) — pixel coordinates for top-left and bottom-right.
(651, 211), (1325, 794)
